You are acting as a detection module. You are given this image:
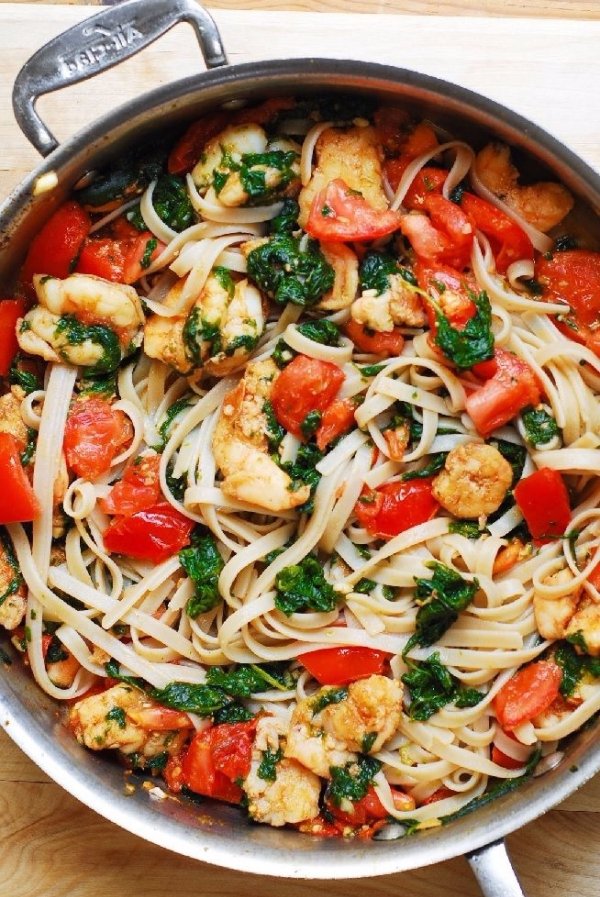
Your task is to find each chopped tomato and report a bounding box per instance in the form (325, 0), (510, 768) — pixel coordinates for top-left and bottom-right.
(122, 232), (164, 284)
(270, 354), (344, 439)
(209, 719), (257, 782)
(402, 167), (447, 210)
(534, 250), (600, 355)
(354, 479), (439, 540)
(465, 347), (541, 437)
(125, 704), (193, 731)
(100, 455), (162, 516)
(20, 201), (90, 284)
(178, 720), (257, 804)
(344, 319), (405, 357)
(168, 99), (295, 175)
(64, 398), (133, 481)
(315, 399), (357, 451)
(76, 238), (127, 282)
(491, 732), (529, 770)
(421, 787), (454, 806)
(102, 501), (195, 563)
(180, 728), (243, 804)
(401, 196), (474, 271)
(163, 754), (186, 793)
(168, 111), (231, 175)
(299, 646), (390, 685)
(493, 660), (562, 731)
(327, 786), (389, 826)
(327, 786), (413, 828)
(415, 260), (477, 337)
(0, 433), (39, 523)
(232, 96), (296, 126)
(306, 179), (403, 243)
(513, 467), (571, 543)
(0, 298), (27, 376)
(373, 106), (411, 156)
(400, 122), (439, 160)
(460, 192), (533, 274)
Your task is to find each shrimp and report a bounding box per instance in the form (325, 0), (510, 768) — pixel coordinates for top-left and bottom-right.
(432, 443), (513, 519)
(318, 243), (359, 311)
(351, 272), (427, 332)
(475, 143), (574, 233)
(69, 683), (190, 758)
(243, 716), (320, 827)
(52, 453), (69, 540)
(284, 675), (402, 777)
(298, 126), (388, 228)
(211, 358), (310, 512)
(18, 274), (144, 369)
(0, 537), (26, 631)
(191, 124), (301, 207)
(320, 675), (402, 753)
(0, 388), (29, 446)
(534, 568), (600, 655)
(144, 272), (265, 377)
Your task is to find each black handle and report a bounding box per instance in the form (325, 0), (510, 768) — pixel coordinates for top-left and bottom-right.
(13, 0), (228, 157)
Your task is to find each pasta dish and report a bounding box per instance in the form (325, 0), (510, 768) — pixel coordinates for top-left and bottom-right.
(1, 95), (599, 839)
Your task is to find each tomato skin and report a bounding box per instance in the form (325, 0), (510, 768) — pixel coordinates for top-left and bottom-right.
(513, 467), (571, 543)
(180, 729), (243, 804)
(209, 719), (257, 782)
(344, 319), (405, 358)
(415, 260), (477, 337)
(102, 501), (195, 563)
(491, 732), (529, 770)
(354, 479), (439, 540)
(76, 238), (127, 282)
(178, 720), (257, 804)
(534, 250), (600, 355)
(0, 433), (39, 523)
(271, 354), (345, 439)
(315, 399), (357, 451)
(64, 398), (133, 481)
(122, 232), (164, 284)
(168, 99), (295, 175)
(306, 179), (403, 243)
(493, 661), (562, 731)
(0, 298), (27, 376)
(400, 196), (473, 271)
(421, 787), (454, 806)
(21, 201), (90, 284)
(402, 167), (447, 209)
(100, 455), (161, 516)
(168, 111), (231, 175)
(460, 192), (533, 274)
(465, 347), (541, 437)
(327, 786), (389, 826)
(300, 646), (389, 685)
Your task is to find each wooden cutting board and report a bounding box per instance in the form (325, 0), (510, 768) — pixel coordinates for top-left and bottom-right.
(1, 6), (599, 897)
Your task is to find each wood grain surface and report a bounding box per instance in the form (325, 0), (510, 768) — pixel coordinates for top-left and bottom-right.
(5, 0), (600, 19)
(0, 4), (599, 897)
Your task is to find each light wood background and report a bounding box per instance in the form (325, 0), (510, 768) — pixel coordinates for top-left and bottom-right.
(1, 3), (599, 896)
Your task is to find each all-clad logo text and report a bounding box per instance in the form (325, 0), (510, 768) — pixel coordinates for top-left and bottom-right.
(60, 22), (143, 75)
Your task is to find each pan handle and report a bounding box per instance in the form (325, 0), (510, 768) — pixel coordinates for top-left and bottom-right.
(12, 0), (227, 157)
(467, 839), (527, 897)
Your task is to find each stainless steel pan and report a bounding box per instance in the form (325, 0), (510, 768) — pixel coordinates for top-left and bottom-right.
(1, 2), (599, 893)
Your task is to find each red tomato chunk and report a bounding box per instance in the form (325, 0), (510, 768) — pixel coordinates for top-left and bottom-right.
(354, 479), (439, 540)
(493, 661), (562, 731)
(300, 646), (389, 685)
(102, 501), (195, 563)
(513, 467), (571, 543)
(271, 354), (344, 439)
